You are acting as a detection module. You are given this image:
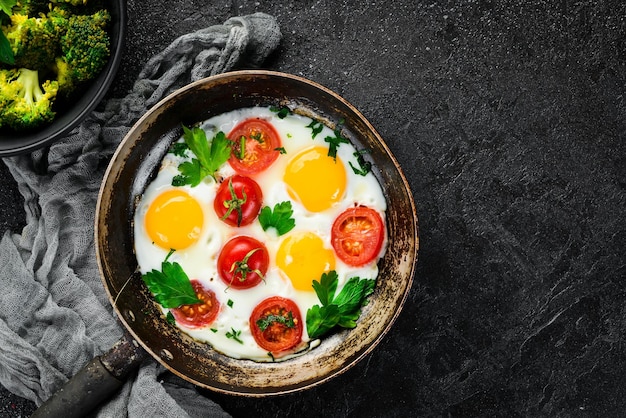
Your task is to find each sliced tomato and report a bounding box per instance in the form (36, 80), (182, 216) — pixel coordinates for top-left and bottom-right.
(171, 280), (220, 328)
(218, 236), (269, 289)
(214, 175), (263, 227)
(250, 296), (303, 354)
(331, 206), (385, 267)
(227, 118), (281, 175)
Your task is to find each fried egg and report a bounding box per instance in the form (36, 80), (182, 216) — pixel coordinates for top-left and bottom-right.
(134, 106), (387, 361)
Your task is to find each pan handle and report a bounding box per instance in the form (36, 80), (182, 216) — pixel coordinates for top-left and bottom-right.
(31, 332), (149, 418)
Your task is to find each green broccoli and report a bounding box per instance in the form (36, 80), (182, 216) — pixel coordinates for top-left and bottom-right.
(0, 0), (111, 131)
(0, 67), (58, 130)
(12, 0), (51, 17)
(51, 0), (87, 7)
(1, 13), (60, 71)
(54, 9), (109, 95)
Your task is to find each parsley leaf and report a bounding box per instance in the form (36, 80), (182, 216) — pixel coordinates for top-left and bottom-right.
(141, 251), (201, 308)
(172, 159), (203, 186)
(333, 277), (376, 328)
(172, 126), (231, 186)
(311, 270), (338, 306)
(258, 201), (296, 236)
(306, 271), (376, 339)
(256, 311), (295, 331)
(348, 149), (372, 176)
(0, 0), (16, 16)
(306, 304), (341, 340)
(324, 126), (349, 160)
(306, 120), (324, 139)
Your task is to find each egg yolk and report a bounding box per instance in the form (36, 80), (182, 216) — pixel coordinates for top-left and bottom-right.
(145, 189), (203, 250)
(276, 232), (336, 291)
(284, 146), (347, 212)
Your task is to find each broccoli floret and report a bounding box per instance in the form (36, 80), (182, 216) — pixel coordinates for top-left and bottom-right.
(0, 0), (111, 130)
(54, 9), (109, 95)
(1, 13), (60, 71)
(0, 68), (58, 130)
(51, 0), (88, 7)
(12, 0), (51, 17)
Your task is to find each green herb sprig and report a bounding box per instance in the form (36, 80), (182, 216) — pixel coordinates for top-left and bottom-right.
(306, 271), (375, 339)
(172, 126), (231, 186)
(141, 250), (201, 308)
(258, 201), (296, 236)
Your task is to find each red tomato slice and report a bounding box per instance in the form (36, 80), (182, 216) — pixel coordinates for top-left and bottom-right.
(331, 206), (385, 267)
(218, 236), (269, 289)
(171, 280), (220, 328)
(227, 118), (281, 175)
(250, 296), (303, 354)
(214, 175), (263, 227)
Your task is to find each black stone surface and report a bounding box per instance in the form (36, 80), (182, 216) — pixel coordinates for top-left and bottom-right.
(1, 0), (625, 417)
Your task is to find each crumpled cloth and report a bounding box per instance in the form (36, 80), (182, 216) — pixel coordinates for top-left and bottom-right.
(0, 12), (281, 417)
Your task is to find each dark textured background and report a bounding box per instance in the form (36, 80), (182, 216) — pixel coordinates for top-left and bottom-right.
(1, 0), (625, 416)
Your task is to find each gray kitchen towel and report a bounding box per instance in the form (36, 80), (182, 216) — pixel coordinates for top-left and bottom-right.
(0, 12), (281, 417)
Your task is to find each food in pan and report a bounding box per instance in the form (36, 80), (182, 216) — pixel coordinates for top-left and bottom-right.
(133, 106), (387, 361)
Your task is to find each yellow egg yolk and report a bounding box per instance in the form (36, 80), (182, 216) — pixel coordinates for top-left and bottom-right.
(283, 146), (347, 212)
(276, 232), (336, 291)
(145, 189), (203, 250)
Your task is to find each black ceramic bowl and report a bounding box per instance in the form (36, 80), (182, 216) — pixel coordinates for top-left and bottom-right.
(0, 0), (127, 157)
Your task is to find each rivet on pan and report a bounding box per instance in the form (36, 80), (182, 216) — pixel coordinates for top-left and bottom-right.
(124, 309), (135, 322)
(160, 349), (174, 361)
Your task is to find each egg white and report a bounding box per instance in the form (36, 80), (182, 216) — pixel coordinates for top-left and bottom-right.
(134, 106), (387, 361)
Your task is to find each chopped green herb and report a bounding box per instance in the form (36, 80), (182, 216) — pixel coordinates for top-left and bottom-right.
(349, 149), (372, 176)
(227, 299), (234, 308)
(324, 125), (349, 160)
(306, 120), (324, 139)
(211, 328), (218, 333)
(166, 311), (176, 325)
(141, 250), (201, 308)
(256, 311), (295, 331)
(251, 132), (264, 143)
(169, 142), (189, 157)
(258, 201), (296, 236)
(306, 271), (375, 339)
(275, 146), (287, 154)
(226, 328), (244, 344)
(172, 126), (231, 186)
(270, 106), (291, 119)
